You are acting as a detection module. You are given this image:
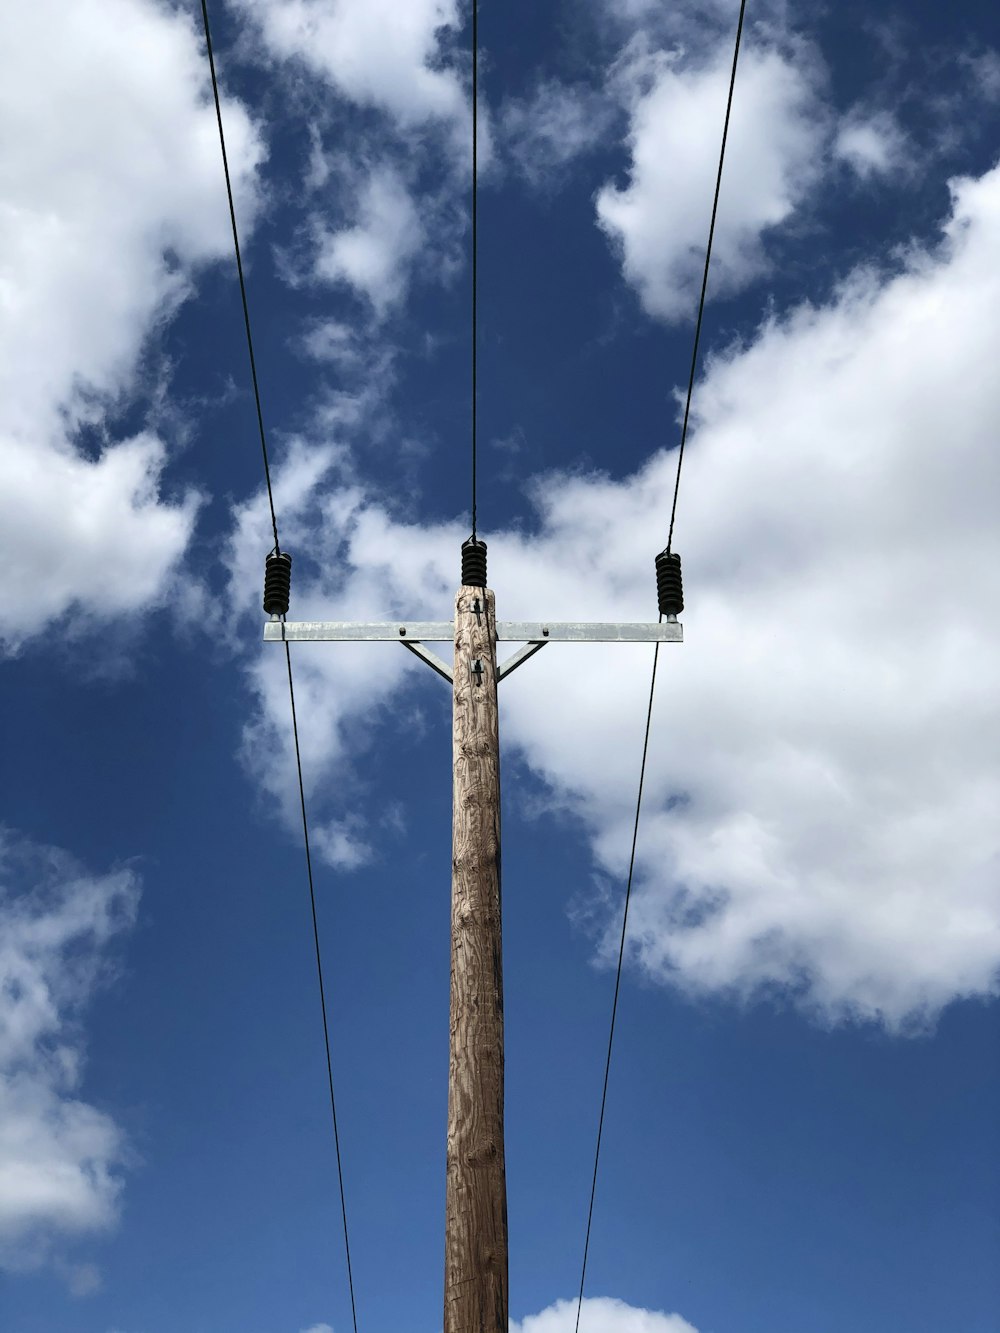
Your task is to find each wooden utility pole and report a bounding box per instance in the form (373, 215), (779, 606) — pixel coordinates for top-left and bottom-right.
(445, 584), (507, 1331)
(264, 582), (682, 1332)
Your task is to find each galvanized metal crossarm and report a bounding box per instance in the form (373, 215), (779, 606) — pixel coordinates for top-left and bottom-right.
(263, 617), (681, 686)
(263, 619), (683, 644)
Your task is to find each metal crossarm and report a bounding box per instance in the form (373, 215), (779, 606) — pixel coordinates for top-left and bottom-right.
(264, 620), (455, 642)
(264, 616), (682, 686)
(263, 620), (683, 644)
(497, 621), (682, 643)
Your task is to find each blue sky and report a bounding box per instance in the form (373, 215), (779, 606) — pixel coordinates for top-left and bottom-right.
(1, 1), (999, 1331)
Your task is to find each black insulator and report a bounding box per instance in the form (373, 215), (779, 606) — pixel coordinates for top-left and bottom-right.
(655, 549), (684, 617)
(263, 550), (292, 616)
(461, 536), (488, 588)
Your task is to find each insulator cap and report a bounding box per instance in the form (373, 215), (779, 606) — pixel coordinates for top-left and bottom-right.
(655, 549), (683, 617)
(461, 536), (487, 588)
(263, 550), (292, 616)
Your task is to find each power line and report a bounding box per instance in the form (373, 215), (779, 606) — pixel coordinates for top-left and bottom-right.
(574, 642), (661, 1333)
(198, 6), (359, 1331)
(284, 642), (360, 1332)
(199, 0), (280, 557)
(667, 0), (748, 553)
(471, 0), (479, 539)
(574, 5), (748, 1328)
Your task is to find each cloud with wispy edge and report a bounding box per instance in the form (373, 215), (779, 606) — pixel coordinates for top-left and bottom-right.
(0, 0), (263, 652)
(0, 831), (140, 1276)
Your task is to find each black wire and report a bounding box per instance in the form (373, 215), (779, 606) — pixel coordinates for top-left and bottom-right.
(666, 0), (748, 554)
(199, 0), (280, 556)
(575, 6), (748, 1326)
(283, 637), (360, 1333)
(471, 0), (479, 539)
(573, 640), (661, 1333)
(199, 6), (359, 1330)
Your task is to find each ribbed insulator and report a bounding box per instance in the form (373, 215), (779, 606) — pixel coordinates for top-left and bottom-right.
(461, 536), (488, 588)
(263, 551), (292, 616)
(655, 549), (684, 617)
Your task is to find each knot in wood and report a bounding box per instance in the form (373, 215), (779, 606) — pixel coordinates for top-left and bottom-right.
(479, 1245), (502, 1273)
(466, 1137), (498, 1166)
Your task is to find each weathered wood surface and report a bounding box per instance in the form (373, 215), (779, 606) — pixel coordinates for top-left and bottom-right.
(444, 585), (508, 1333)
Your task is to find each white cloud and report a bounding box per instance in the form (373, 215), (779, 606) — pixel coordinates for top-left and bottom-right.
(232, 159), (1000, 1030)
(502, 81), (614, 186)
(64, 1260), (102, 1297)
(598, 0), (764, 51)
(314, 164), (425, 313)
(0, 0), (263, 651)
(515, 164), (1000, 1029)
(235, 0), (465, 129)
(1, 433), (200, 652)
(312, 819), (373, 871)
(511, 1297), (698, 1333)
(224, 438), (459, 870)
(834, 109), (909, 180)
(300, 1325), (334, 1333)
(300, 320), (366, 366)
(235, 1), (484, 339)
(963, 49), (1000, 102)
(597, 42), (823, 319)
(0, 832), (140, 1273)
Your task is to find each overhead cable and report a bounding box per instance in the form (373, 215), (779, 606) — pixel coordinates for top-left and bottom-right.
(198, 5), (359, 1331)
(471, 0), (480, 539)
(667, 0), (749, 552)
(574, 4), (749, 1330)
(199, 0), (280, 556)
(573, 644), (661, 1333)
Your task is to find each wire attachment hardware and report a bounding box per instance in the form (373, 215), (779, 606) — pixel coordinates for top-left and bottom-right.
(655, 550), (684, 618)
(263, 550), (292, 617)
(462, 536), (488, 588)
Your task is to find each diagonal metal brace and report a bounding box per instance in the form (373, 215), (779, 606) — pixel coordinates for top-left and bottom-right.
(401, 639), (453, 684)
(496, 640), (548, 682)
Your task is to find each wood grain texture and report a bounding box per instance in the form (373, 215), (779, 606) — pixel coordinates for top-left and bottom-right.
(444, 586), (508, 1333)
